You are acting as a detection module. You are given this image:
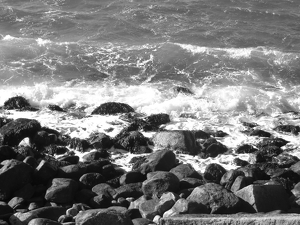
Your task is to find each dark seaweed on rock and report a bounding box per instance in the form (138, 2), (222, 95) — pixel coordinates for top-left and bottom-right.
(3, 96), (38, 111)
(91, 102), (134, 115)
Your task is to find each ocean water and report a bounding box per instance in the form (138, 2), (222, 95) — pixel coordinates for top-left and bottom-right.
(1, 0), (300, 171)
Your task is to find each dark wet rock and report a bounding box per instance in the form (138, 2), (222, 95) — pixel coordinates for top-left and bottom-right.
(23, 156), (38, 168)
(233, 158), (249, 167)
(0, 159), (33, 201)
(170, 163), (202, 180)
(230, 176), (253, 193)
(79, 173), (106, 189)
(114, 131), (151, 154)
(179, 177), (205, 190)
(91, 102), (134, 115)
(193, 130), (210, 139)
(152, 130), (197, 155)
(202, 142), (228, 158)
(139, 198), (160, 220)
(32, 131), (51, 149)
(273, 154), (300, 168)
(257, 162), (281, 176)
(203, 163), (227, 184)
(119, 171), (146, 185)
(208, 130), (229, 138)
(144, 113), (170, 127)
(270, 169), (300, 192)
(42, 155), (71, 168)
(75, 208), (133, 225)
(220, 169), (245, 190)
(235, 184), (290, 212)
(57, 164), (87, 180)
(9, 206), (66, 225)
(136, 149), (177, 175)
(249, 129), (271, 137)
(3, 96), (38, 111)
(85, 159), (111, 174)
(173, 86), (194, 95)
(47, 104), (65, 112)
(57, 155), (79, 165)
(0, 201), (13, 217)
(257, 145), (283, 162)
(0, 118), (41, 146)
(34, 160), (58, 184)
(45, 178), (78, 204)
(257, 137), (289, 148)
(179, 113), (197, 119)
(0, 118), (13, 129)
(274, 125), (300, 135)
(142, 171), (180, 199)
(45, 145), (68, 156)
(101, 164), (118, 180)
(235, 144), (258, 154)
(15, 146), (36, 161)
(87, 132), (113, 150)
(163, 198), (189, 218)
(0, 145), (17, 162)
(14, 183), (35, 200)
(241, 121), (259, 128)
(186, 183), (246, 214)
(68, 138), (90, 152)
(75, 189), (97, 205)
(130, 156), (147, 171)
(127, 208), (142, 220)
(113, 182), (143, 199)
(237, 164), (269, 181)
(82, 151), (109, 163)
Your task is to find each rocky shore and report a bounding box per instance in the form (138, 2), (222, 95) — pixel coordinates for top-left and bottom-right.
(1, 96), (300, 225)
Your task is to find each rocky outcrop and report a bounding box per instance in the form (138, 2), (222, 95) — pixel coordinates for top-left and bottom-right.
(91, 102), (134, 115)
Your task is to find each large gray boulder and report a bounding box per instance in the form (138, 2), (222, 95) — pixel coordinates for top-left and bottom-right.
(152, 130), (198, 155)
(186, 183), (245, 214)
(75, 208), (133, 225)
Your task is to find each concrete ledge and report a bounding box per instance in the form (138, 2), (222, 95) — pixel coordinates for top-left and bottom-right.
(160, 214), (300, 225)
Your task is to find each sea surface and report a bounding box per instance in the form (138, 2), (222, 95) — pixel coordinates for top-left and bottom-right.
(1, 0), (300, 171)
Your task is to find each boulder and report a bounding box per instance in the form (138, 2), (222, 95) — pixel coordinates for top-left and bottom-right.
(142, 172), (180, 199)
(204, 142), (228, 158)
(28, 218), (61, 225)
(179, 178), (205, 190)
(203, 163), (226, 184)
(235, 144), (258, 154)
(89, 194), (111, 209)
(68, 138), (90, 152)
(47, 104), (65, 112)
(87, 133), (113, 150)
(3, 96), (37, 111)
(131, 218), (152, 225)
(92, 183), (115, 198)
(75, 189), (97, 205)
(235, 184), (290, 212)
(144, 114), (170, 127)
(114, 131), (151, 154)
(0, 118), (13, 129)
(8, 197), (26, 210)
(91, 102), (134, 115)
(0, 159), (33, 201)
(155, 192), (179, 216)
(137, 149), (177, 174)
(0, 145), (17, 162)
(172, 86), (194, 95)
(230, 176), (253, 193)
(139, 198), (160, 220)
(9, 206), (66, 225)
(186, 183), (245, 214)
(152, 130), (197, 155)
(113, 182), (143, 199)
(170, 164), (202, 180)
(34, 160), (58, 184)
(274, 125), (300, 135)
(45, 178), (78, 204)
(75, 208), (133, 225)
(163, 198), (189, 218)
(14, 183), (35, 200)
(220, 169), (244, 190)
(57, 164), (87, 180)
(249, 129), (271, 137)
(0, 201), (13, 217)
(79, 173), (106, 189)
(0, 118), (41, 146)
(119, 171), (146, 185)
(257, 137), (289, 148)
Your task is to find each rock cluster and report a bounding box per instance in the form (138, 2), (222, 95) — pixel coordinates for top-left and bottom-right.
(1, 96), (300, 225)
